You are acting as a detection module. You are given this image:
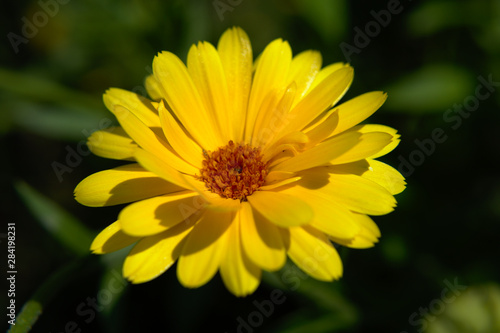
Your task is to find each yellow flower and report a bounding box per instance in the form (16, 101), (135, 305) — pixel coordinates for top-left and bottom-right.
(75, 27), (405, 297)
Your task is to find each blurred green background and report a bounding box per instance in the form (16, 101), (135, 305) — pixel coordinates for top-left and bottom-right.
(2, 0), (500, 332)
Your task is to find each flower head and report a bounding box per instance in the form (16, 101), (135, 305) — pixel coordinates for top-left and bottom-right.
(75, 27), (405, 296)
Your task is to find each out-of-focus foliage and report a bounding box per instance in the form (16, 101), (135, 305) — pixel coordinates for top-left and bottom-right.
(426, 284), (500, 333)
(2, 0), (500, 332)
(14, 181), (93, 255)
(383, 64), (474, 113)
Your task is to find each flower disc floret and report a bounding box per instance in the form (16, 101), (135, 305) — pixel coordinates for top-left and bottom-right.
(197, 141), (269, 200)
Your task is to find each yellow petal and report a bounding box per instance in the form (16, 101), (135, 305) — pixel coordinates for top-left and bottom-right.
(245, 38), (292, 143)
(264, 171), (296, 184)
(259, 176), (301, 191)
(123, 219), (196, 284)
(330, 214), (380, 249)
(355, 124), (398, 135)
(134, 148), (200, 191)
(177, 208), (234, 288)
(204, 194), (242, 212)
(153, 51), (223, 150)
(287, 50), (322, 105)
(331, 234), (377, 249)
(252, 83), (296, 148)
(188, 41), (230, 143)
(114, 105), (197, 175)
(239, 202), (286, 271)
(247, 190), (313, 227)
(262, 130), (308, 162)
(158, 101), (203, 169)
(374, 138), (400, 159)
(304, 111), (339, 147)
(329, 91), (387, 136)
(144, 74), (163, 101)
(260, 171), (301, 190)
(282, 66), (353, 134)
(74, 163), (183, 207)
(272, 130), (361, 172)
(353, 213), (381, 238)
(266, 144), (300, 169)
(87, 126), (137, 161)
(217, 27), (253, 141)
(285, 226), (342, 281)
(184, 179), (243, 211)
(103, 88), (160, 127)
(90, 221), (139, 254)
(119, 191), (202, 237)
(352, 124), (400, 158)
(326, 159), (405, 195)
(220, 212), (261, 297)
(314, 172), (397, 216)
(329, 131), (394, 165)
(363, 160), (406, 195)
(279, 185), (360, 239)
(307, 62), (346, 93)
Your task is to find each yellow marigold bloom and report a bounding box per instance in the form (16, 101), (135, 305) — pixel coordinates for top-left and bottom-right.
(75, 27), (405, 297)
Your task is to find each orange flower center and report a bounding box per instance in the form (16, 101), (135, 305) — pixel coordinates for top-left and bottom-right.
(197, 141), (269, 201)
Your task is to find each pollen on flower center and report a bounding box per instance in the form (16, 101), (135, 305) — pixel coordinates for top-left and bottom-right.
(196, 141), (269, 201)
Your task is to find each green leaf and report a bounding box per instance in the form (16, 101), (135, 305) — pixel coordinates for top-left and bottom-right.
(0, 68), (102, 110)
(425, 284), (500, 333)
(0, 67), (110, 141)
(10, 101), (114, 141)
(292, 0), (347, 42)
(14, 181), (94, 256)
(0, 102), (14, 135)
(383, 64), (474, 114)
(7, 301), (41, 333)
(407, 1), (463, 36)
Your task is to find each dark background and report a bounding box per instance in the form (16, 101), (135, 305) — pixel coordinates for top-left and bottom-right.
(2, 0), (500, 332)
